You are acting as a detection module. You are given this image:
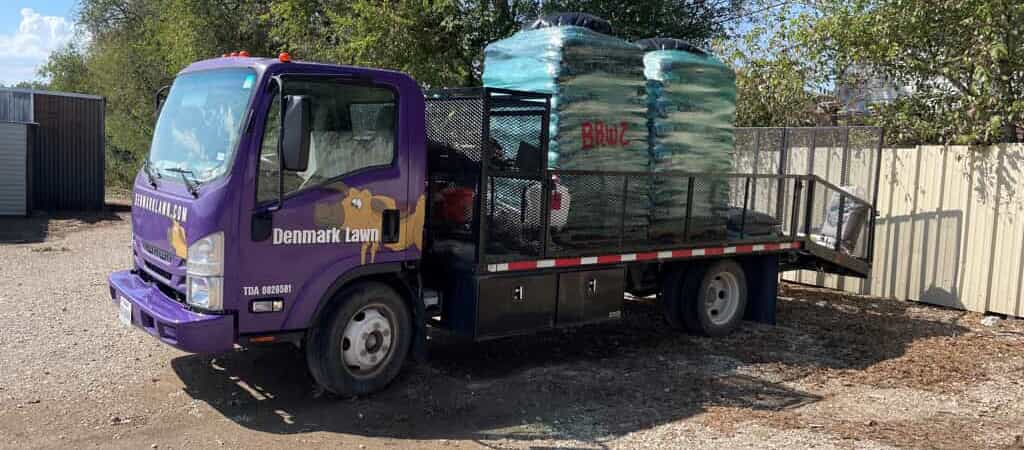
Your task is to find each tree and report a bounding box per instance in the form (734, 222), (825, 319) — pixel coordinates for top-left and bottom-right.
(44, 0), (754, 188)
(39, 44), (88, 92)
(714, 3), (825, 127)
(720, 0), (1023, 143)
(800, 0), (1023, 144)
(265, 0), (543, 87)
(0, 81), (48, 89)
(267, 0), (490, 88)
(46, 0), (280, 186)
(543, 0), (745, 44)
(265, 1), (747, 87)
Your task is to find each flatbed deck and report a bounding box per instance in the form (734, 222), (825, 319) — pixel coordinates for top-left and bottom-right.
(421, 89), (880, 340)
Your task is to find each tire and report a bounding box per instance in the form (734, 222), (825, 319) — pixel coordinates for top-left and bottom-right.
(306, 281), (411, 396)
(685, 260), (747, 337)
(662, 264), (706, 333)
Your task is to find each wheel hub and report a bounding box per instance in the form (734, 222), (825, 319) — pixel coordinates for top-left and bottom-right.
(341, 307), (394, 375)
(704, 271), (740, 326)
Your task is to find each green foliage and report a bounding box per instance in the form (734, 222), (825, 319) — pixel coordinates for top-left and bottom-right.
(727, 0), (1024, 144)
(42, 0), (750, 188)
(265, 0), (516, 88)
(47, 0), (278, 186)
(714, 5), (824, 127)
(811, 0), (1023, 144)
(542, 0), (744, 43)
(0, 80), (49, 89)
(39, 44), (89, 92)
(731, 57), (821, 127)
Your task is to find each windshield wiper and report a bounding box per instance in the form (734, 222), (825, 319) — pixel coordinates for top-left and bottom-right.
(165, 167), (201, 198)
(142, 160), (160, 188)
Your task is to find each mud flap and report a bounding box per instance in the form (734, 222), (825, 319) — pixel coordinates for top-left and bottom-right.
(405, 277), (429, 363)
(741, 254), (779, 325)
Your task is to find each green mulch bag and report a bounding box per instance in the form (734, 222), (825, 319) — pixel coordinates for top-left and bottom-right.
(638, 38), (737, 239)
(483, 13), (651, 238)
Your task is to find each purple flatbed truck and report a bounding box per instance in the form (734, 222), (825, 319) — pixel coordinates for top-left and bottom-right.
(109, 54), (879, 396)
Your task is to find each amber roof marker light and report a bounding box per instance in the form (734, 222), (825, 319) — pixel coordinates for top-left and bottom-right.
(278, 52), (291, 63)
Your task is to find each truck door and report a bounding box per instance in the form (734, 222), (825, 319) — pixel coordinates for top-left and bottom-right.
(239, 77), (414, 334)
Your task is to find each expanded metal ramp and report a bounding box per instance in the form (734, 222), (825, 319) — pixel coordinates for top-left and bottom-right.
(735, 127), (884, 278)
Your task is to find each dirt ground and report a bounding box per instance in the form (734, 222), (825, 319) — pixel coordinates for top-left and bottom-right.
(2, 212), (1024, 449)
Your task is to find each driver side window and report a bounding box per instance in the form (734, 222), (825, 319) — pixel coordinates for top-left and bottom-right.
(256, 81), (397, 204)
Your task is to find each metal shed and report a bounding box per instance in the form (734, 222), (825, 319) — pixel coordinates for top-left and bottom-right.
(0, 88), (105, 211)
(0, 90), (33, 123)
(0, 122), (34, 215)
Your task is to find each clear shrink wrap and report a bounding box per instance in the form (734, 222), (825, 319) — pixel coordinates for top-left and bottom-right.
(638, 38), (737, 239)
(484, 14), (650, 234)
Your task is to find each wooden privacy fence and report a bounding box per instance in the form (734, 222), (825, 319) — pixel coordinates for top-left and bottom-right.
(784, 143), (1024, 318)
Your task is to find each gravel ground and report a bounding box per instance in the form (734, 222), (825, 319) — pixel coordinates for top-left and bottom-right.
(2, 213), (1024, 449)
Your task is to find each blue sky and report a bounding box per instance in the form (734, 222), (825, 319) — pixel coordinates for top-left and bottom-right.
(0, 0), (80, 85)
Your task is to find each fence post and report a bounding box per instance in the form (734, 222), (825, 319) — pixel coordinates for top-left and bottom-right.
(808, 128), (817, 174)
(776, 128), (789, 223)
(841, 126), (851, 186)
(866, 127), (885, 264)
(835, 194), (845, 252)
(803, 177), (815, 239)
(790, 178), (802, 239)
(750, 130), (762, 216)
(740, 177), (751, 239)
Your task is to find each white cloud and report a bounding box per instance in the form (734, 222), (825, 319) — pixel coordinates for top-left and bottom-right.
(0, 8), (77, 85)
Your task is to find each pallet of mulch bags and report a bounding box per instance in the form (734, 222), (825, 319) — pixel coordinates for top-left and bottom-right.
(484, 13), (650, 233)
(638, 38), (737, 239)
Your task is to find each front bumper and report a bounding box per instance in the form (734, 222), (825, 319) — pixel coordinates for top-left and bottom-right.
(108, 270), (234, 353)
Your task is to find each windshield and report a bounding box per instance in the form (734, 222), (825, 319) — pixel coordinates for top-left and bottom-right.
(148, 68), (256, 183)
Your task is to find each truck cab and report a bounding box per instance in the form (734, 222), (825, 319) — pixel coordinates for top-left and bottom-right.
(109, 54), (427, 394)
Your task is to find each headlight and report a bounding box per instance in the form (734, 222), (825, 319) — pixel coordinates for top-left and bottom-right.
(187, 232), (224, 277)
(187, 232), (224, 310)
(187, 275), (224, 310)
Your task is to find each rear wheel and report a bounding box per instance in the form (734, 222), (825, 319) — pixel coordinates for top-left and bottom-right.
(306, 282), (411, 396)
(686, 260), (747, 337)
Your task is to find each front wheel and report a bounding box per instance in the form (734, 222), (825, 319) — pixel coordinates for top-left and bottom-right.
(306, 282), (411, 396)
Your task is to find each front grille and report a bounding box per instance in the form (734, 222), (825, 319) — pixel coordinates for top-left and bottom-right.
(138, 267), (187, 304)
(142, 241), (174, 263)
(144, 261), (173, 280)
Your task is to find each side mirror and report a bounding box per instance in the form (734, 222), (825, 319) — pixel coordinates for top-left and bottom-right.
(154, 85), (170, 118)
(281, 95), (311, 172)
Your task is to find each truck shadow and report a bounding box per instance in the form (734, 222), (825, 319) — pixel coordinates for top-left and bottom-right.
(171, 286), (968, 444)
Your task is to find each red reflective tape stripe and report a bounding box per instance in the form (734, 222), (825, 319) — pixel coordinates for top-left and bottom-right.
(494, 240), (803, 271)
(597, 255), (621, 264)
(507, 261), (536, 271)
(636, 252), (658, 261)
(555, 257), (581, 267)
